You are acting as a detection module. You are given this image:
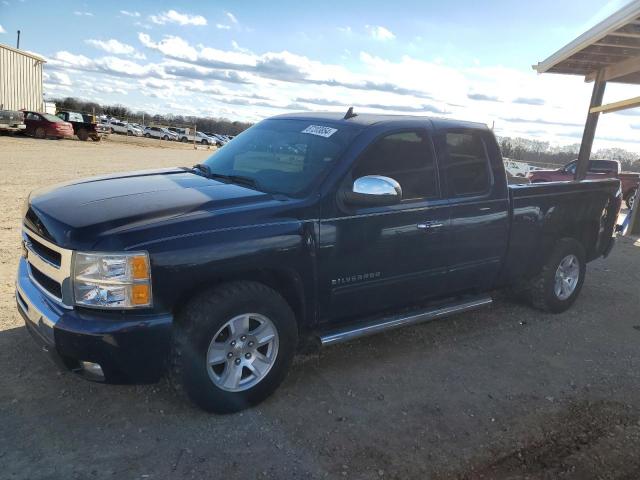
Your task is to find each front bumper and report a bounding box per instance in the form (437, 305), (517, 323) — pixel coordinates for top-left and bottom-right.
(16, 256), (173, 383)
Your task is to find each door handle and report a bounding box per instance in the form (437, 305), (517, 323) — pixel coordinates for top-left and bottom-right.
(417, 221), (444, 230)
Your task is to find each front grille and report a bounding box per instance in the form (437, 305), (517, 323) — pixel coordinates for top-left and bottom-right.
(30, 264), (63, 299)
(22, 227), (73, 307)
(25, 233), (61, 267)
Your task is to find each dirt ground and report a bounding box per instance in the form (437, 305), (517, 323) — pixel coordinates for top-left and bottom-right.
(1, 134), (640, 480)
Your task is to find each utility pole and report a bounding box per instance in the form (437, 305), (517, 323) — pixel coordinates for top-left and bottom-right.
(16, 30), (20, 49)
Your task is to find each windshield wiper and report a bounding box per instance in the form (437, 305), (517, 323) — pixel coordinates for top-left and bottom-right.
(191, 165), (262, 191)
(210, 173), (261, 190)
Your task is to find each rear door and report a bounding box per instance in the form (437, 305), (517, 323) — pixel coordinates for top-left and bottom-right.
(435, 129), (510, 293)
(318, 128), (451, 323)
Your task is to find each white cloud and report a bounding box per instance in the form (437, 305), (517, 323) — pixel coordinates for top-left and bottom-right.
(120, 10), (140, 17)
(226, 12), (238, 24)
(149, 10), (207, 26)
(366, 25), (395, 41)
(86, 39), (135, 55)
(45, 32), (640, 151)
(73, 11), (94, 17)
(138, 33), (198, 61)
(216, 24), (231, 30)
(0, 24), (5, 34)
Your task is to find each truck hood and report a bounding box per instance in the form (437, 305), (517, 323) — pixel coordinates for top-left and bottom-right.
(25, 168), (277, 249)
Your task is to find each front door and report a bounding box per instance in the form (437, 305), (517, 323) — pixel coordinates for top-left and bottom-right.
(317, 129), (450, 324)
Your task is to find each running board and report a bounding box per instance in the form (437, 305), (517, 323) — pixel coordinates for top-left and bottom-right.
(317, 294), (492, 346)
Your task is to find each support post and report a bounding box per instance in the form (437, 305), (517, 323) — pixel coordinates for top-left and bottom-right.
(575, 70), (607, 180)
(629, 189), (640, 235)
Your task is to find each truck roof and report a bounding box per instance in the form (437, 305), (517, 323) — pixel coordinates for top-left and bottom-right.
(272, 111), (489, 131)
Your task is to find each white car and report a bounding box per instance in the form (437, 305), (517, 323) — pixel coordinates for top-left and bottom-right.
(179, 131), (215, 145)
(144, 126), (178, 141)
(101, 119), (143, 136)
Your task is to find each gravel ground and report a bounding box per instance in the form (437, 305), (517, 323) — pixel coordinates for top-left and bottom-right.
(1, 135), (640, 479)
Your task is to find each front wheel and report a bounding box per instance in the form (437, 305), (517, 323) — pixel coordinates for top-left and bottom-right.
(162, 135), (168, 140)
(144, 133), (150, 138)
(524, 238), (586, 313)
(170, 281), (298, 413)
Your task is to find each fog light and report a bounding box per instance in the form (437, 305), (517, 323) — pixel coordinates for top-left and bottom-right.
(80, 361), (104, 380)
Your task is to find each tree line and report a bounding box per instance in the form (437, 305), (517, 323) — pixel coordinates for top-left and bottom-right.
(51, 97), (253, 136)
(498, 136), (640, 172)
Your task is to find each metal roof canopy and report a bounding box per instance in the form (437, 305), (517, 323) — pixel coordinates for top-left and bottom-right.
(534, 0), (640, 234)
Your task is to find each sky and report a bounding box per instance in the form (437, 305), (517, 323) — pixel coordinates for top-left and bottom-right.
(2, 0), (640, 151)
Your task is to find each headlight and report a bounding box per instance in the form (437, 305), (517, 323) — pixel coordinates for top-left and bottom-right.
(73, 252), (152, 309)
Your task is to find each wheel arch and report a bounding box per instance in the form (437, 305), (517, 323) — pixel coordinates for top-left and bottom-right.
(174, 268), (309, 332)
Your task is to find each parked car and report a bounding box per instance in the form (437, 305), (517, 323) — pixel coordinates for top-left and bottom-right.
(168, 127), (188, 136)
(16, 112), (621, 413)
(180, 131), (215, 145)
(144, 126), (178, 140)
(55, 111), (102, 141)
(101, 118), (142, 136)
(0, 109), (26, 132)
(529, 159), (640, 208)
(203, 132), (226, 147)
(22, 111), (74, 139)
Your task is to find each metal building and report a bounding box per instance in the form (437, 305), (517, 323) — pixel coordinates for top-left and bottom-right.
(0, 43), (45, 111)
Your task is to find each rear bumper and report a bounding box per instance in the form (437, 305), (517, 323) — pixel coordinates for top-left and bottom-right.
(16, 257), (173, 383)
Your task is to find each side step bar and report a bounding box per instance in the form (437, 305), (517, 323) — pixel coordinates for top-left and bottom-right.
(317, 294), (492, 346)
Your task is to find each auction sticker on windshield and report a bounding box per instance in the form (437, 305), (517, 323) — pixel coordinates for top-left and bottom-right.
(301, 125), (338, 138)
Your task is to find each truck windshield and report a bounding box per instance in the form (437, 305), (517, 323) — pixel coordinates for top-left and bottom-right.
(202, 119), (360, 197)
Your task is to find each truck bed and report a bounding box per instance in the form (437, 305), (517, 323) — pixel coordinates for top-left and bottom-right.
(499, 179), (621, 286)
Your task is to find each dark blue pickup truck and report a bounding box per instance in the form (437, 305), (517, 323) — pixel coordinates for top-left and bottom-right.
(16, 112), (621, 412)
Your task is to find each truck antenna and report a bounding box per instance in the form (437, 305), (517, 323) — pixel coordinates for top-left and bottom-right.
(343, 106), (357, 120)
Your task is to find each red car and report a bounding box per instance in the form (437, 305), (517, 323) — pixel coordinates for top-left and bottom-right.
(22, 111), (74, 139)
(529, 159), (639, 208)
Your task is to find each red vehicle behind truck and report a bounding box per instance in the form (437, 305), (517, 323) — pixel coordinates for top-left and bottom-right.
(529, 159), (639, 208)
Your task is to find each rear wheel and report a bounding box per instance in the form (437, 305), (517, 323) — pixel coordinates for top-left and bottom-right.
(170, 281), (298, 413)
(181, 137), (188, 143)
(144, 133), (150, 138)
(34, 127), (46, 139)
(77, 128), (89, 141)
(524, 238), (586, 313)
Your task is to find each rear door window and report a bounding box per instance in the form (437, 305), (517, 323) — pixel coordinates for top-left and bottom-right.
(442, 132), (492, 197)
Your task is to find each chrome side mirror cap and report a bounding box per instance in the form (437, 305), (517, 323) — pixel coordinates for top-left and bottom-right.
(344, 175), (402, 207)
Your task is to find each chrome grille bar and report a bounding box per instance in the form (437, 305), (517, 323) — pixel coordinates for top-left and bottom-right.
(22, 227), (73, 308)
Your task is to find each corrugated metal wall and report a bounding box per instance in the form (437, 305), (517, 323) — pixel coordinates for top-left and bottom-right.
(0, 44), (44, 111)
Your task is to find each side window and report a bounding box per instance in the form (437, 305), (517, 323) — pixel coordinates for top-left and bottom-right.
(565, 162), (577, 175)
(26, 112), (39, 121)
(352, 130), (438, 201)
(443, 132), (491, 197)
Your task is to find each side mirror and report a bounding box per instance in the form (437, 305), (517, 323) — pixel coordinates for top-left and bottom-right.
(344, 175), (402, 207)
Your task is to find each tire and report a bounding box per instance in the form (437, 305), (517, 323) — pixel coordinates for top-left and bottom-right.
(626, 188), (637, 209)
(162, 135), (168, 140)
(181, 137), (188, 143)
(201, 139), (209, 145)
(34, 127), (46, 139)
(77, 128), (89, 141)
(524, 238), (586, 313)
(170, 281), (298, 413)
(144, 133), (150, 138)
